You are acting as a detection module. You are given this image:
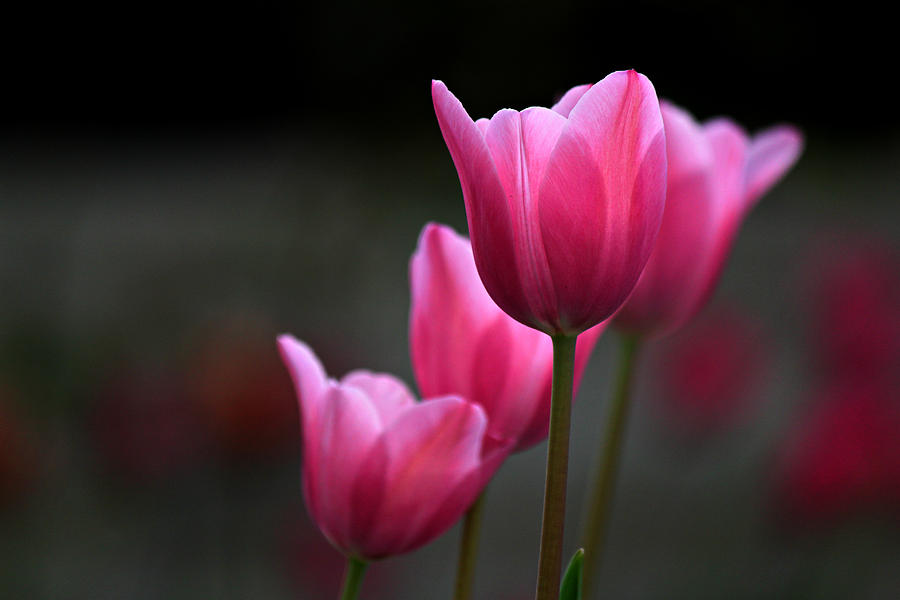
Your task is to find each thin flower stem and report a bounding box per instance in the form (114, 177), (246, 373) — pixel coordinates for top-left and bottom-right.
(339, 556), (368, 600)
(453, 490), (488, 600)
(581, 334), (640, 597)
(535, 333), (579, 600)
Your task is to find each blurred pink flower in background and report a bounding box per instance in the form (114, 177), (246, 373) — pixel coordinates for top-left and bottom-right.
(653, 307), (768, 433)
(89, 367), (209, 484)
(278, 335), (511, 560)
(432, 70), (667, 334)
(410, 223), (604, 452)
(802, 239), (900, 382)
(773, 382), (900, 528)
(186, 315), (298, 462)
(614, 102), (802, 336)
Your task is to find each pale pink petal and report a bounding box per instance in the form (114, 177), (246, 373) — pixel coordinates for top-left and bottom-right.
(341, 370), (416, 427)
(539, 70), (667, 332)
(432, 80), (529, 322)
(551, 83), (592, 117)
(483, 107), (568, 329)
(743, 125), (803, 207)
(360, 396), (488, 556)
(310, 384), (382, 553)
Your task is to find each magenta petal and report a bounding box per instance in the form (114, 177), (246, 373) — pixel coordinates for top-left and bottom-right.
(398, 435), (512, 555)
(483, 107), (567, 328)
(615, 103), (718, 335)
(551, 83), (592, 117)
(277, 334), (328, 436)
(311, 385), (382, 553)
(432, 81), (528, 322)
(340, 371), (416, 427)
(410, 222), (499, 402)
(743, 125), (803, 207)
(539, 70), (667, 331)
(470, 314), (553, 451)
(362, 396), (488, 556)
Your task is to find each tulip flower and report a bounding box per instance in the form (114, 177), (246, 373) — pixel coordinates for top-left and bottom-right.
(581, 101), (801, 594)
(613, 101), (803, 336)
(410, 222), (604, 452)
(432, 70), (667, 335)
(277, 335), (509, 598)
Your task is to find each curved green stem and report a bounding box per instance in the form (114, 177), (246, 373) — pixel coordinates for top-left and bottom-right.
(581, 334), (640, 597)
(339, 556), (368, 600)
(453, 490), (488, 600)
(535, 333), (578, 600)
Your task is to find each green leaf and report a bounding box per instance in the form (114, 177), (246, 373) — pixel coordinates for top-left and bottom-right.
(559, 548), (584, 600)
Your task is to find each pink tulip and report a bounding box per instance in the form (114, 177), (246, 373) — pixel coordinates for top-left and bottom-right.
(614, 101), (803, 336)
(410, 223), (605, 452)
(432, 70), (667, 335)
(277, 335), (510, 560)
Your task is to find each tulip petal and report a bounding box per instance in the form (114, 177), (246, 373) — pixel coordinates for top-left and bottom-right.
(277, 334), (328, 436)
(410, 223), (499, 401)
(341, 370), (416, 427)
(744, 125), (803, 207)
(615, 103), (718, 334)
(277, 335), (331, 523)
(432, 81), (527, 321)
(398, 435), (512, 555)
(471, 314), (553, 451)
(313, 384), (382, 553)
(551, 83), (591, 117)
(539, 70), (666, 331)
(483, 107), (568, 328)
(359, 396), (488, 556)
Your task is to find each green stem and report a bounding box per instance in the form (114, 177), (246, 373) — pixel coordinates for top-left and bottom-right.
(535, 333), (578, 600)
(453, 490), (488, 600)
(339, 556), (368, 600)
(581, 334), (640, 597)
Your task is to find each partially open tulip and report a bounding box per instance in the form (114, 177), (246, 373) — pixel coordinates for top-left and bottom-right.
(432, 70), (667, 334)
(614, 102), (803, 336)
(410, 223), (604, 452)
(277, 335), (509, 560)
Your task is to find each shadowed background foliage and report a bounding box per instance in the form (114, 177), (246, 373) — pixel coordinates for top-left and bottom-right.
(1, 1), (898, 599)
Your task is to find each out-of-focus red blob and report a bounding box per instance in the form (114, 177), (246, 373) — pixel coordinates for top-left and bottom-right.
(774, 383), (900, 529)
(89, 368), (209, 484)
(185, 316), (298, 461)
(0, 388), (37, 506)
(804, 239), (900, 382)
(654, 307), (768, 432)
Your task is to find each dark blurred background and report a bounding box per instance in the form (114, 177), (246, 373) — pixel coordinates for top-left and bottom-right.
(1, 1), (898, 598)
